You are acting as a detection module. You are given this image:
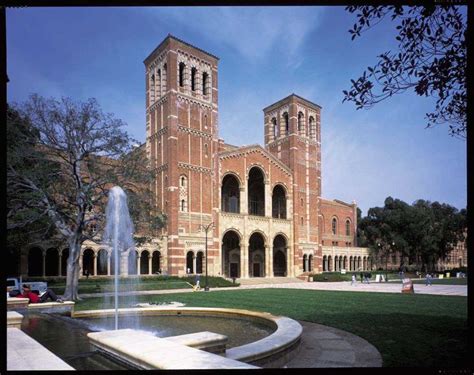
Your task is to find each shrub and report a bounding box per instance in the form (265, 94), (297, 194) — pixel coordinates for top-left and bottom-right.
(313, 273), (347, 282)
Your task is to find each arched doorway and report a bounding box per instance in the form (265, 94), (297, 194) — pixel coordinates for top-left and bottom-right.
(221, 174), (240, 213)
(28, 247), (43, 276)
(273, 235), (287, 276)
(222, 231), (240, 278)
(327, 255), (332, 271)
(186, 251), (194, 274)
(152, 251), (161, 274)
(196, 251), (204, 274)
(248, 167), (265, 216)
(83, 249), (94, 276)
(45, 248), (59, 276)
(61, 248), (69, 276)
(323, 255), (327, 271)
(303, 254), (308, 272)
(249, 232), (265, 277)
(140, 250), (150, 275)
(309, 254), (313, 272)
(97, 249), (108, 275)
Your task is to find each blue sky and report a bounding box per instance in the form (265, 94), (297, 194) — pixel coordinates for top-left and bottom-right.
(7, 6), (467, 214)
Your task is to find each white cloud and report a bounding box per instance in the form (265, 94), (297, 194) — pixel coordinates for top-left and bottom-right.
(149, 7), (323, 64)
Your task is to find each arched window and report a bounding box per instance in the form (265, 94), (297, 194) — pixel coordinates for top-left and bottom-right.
(202, 72), (208, 96)
(272, 117), (278, 138)
(272, 185), (286, 219)
(204, 144), (208, 157)
(180, 175), (188, 212)
(298, 111), (304, 133)
(191, 67), (197, 91)
(179, 62), (185, 87)
(157, 69), (161, 97)
(248, 167), (265, 216)
(283, 112), (289, 135)
(181, 176), (186, 187)
(346, 219), (351, 236)
(332, 218), (337, 235)
(309, 116), (315, 139)
(162, 63), (167, 91)
(222, 174), (240, 213)
(181, 199), (187, 212)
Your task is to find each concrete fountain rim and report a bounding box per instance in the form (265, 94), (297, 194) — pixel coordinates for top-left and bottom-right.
(72, 306), (302, 364)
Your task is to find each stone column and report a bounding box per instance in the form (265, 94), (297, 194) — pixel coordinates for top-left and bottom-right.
(137, 255), (141, 275)
(79, 254), (83, 278)
(107, 254), (111, 276)
(148, 255), (152, 275)
(264, 180), (271, 217)
(93, 254), (97, 276)
(242, 243), (249, 278)
(240, 187), (247, 215)
(304, 255), (308, 273)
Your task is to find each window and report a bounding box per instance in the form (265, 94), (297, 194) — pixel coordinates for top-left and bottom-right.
(181, 176), (186, 187)
(202, 72), (208, 95)
(204, 144), (208, 157)
(332, 218), (337, 235)
(300, 198), (304, 207)
(272, 117), (278, 138)
(283, 112), (289, 135)
(346, 219), (351, 236)
(309, 116), (315, 139)
(301, 217), (304, 225)
(180, 199), (187, 212)
(298, 112), (304, 133)
(179, 62), (185, 87)
(191, 67), (197, 91)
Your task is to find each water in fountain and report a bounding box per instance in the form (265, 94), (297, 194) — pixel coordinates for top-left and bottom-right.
(102, 186), (138, 330)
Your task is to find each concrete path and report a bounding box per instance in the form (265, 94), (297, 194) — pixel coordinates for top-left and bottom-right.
(285, 321), (382, 368)
(79, 280), (467, 298)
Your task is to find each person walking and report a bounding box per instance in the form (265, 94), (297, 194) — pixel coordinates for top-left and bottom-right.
(351, 274), (357, 286)
(425, 273), (432, 286)
(194, 274), (201, 291)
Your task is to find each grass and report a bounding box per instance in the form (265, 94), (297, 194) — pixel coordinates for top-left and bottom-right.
(48, 276), (237, 294)
(73, 288), (468, 368)
(411, 278), (467, 285)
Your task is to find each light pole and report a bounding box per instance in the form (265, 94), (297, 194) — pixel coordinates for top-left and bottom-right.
(199, 222), (214, 292)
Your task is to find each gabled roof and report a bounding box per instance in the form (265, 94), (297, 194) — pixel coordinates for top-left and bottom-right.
(219, 144), (292, 177)
(320, 198), (356, 208)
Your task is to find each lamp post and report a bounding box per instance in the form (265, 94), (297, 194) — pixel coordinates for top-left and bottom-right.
(199, 222), (214, 291)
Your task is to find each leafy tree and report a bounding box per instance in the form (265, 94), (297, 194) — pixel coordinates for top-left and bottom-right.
(358, 196), (466, 272)
(7, 95), (165, 300)
(343, 5), (467, 138)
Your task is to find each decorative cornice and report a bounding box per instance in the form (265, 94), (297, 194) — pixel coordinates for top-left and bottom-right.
(177, 125), (213, 140)
(177, 94), (213, 109)
(178, 162), (212, 174)
(219, 145), (292, 177)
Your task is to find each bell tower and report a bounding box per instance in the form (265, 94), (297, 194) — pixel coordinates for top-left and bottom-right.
(144, 35), (220, 275)
(263, 94), (323, 273)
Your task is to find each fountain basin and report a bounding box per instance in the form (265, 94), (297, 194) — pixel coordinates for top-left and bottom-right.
(74, 306), (302, 367)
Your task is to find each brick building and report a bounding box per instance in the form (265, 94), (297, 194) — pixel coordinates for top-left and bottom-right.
(141, 34), (365, 279)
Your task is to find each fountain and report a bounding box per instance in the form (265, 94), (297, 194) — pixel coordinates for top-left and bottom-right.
(102, 186), (137, 330)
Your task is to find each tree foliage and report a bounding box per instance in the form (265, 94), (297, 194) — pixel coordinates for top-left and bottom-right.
(343, 5), (467, 138)
(358, 196), (466, 271)
(7, 95), (166, 300)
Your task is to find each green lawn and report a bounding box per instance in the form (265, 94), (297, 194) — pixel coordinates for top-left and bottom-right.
(73, 288), (468, 368)
(411, 278), (468, 285)
(48, 276), (237, 294)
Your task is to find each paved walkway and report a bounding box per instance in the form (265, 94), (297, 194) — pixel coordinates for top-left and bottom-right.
(79, 279), (467, 298)
(285, 321), (382, 368)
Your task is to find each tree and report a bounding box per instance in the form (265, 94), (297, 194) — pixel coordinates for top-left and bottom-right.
(343, 5), (467, 138)
(7, 94), (165, 300)
(358, 196), (467, 272)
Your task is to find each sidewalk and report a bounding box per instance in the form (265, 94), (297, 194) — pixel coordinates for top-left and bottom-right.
(79, 280), (467, 298)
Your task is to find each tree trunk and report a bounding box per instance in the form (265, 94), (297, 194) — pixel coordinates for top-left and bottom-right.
(63, 236), (82, 301)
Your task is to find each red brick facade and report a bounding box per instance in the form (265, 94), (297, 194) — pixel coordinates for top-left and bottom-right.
(144, 35), (358, 277)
